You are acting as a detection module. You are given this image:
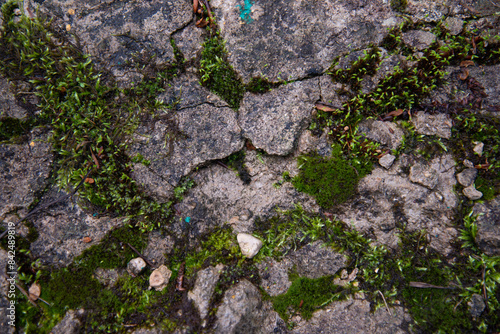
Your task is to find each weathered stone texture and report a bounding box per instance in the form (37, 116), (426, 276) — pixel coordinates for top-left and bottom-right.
(210, 0), (397, 83)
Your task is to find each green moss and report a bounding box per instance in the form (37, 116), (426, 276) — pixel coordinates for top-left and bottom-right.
(292, 151), (370, 208)
(273, 276), (344, 321)
(0, 1), (177, 231)
(200, 34), (245, 109)
(246, 76), (281, 93)
(390, 0), (407, 12)
(330, 46), (381, 91)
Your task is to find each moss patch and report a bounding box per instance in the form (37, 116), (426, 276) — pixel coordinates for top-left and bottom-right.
(273, 276), (345, 321)
(292, 150), (370, 208)
(200, 34), (245, 109)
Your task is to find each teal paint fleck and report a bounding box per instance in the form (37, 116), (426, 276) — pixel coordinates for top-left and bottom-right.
(185, 217), (191, 223)
(237, 0), (254, 23)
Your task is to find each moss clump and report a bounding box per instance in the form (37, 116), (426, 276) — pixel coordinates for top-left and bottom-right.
(246, 76), (281, 94)
(200, 34), (245, 109)
(273, 276), (344, 321)
(292, 151), (369, 208)
(390, 0), (407, 12)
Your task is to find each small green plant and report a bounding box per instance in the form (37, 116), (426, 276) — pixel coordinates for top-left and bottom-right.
(200, 33), (245, 109)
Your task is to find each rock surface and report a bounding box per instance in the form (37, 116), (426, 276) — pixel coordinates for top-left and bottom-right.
(0, 129), (52, 219)
(210, 0), (398, 83)
(473, 196), (500, 256)
(239, 79), (320, 155)
(213, 279), (279, 334)
(188, 264), (224, 320)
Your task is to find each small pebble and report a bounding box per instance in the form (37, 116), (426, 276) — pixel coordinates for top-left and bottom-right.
(237, 233), (263, 258)
(127, 257), (146, 277)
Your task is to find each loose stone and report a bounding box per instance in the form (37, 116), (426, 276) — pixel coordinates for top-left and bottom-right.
(127, 257), (146, 277)
(149, 265), (172, 291)
(237, 233), (263, 258)
(456, 168), (478, 187)
(463, 185), (483, 200)
(379, 154), (396, 169)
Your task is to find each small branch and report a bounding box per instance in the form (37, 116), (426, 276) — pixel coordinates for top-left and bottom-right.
(126, 243), (155, 268)
(409, 281), (458, 289)
(377, 290), (391, 316)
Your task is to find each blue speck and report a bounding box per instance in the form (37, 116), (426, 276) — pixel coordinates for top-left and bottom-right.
(185, 217), (191, 223)
(93, 213), (98, 217)
(237, 0), (254, 24)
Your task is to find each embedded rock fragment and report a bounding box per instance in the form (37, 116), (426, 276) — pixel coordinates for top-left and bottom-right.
(412, 111), (452, 139)
(290, 298), (410, 334)
(473, 196), (500, 256)
(456, 168), (478, 187)
(149, 265), (172, 291)
(0, 76), (27, 119)
(239, 79), (320, 155)
(38, 0), (192, 79)
(127, 257), (147, 277)
(289, 241), (346, 279)
(0, 129), (52, 219)
(473, 142), (484, 156)
(188, 264), (224, 321)
(409, 164), (439, 190)
(50, 309), (85, 334)
(468, 294), (486, 318)
(336, 154), (458, 255)
(210, 0), (397, 83)
(358, 120), (404, 150)
(442, 17), (464, 36)
(29, 189), (125, 267)
(130, 74), (244, 190)
(402, 30), (436, 50)
(213, 279), (279, 334)
(237, 233), (263, 258)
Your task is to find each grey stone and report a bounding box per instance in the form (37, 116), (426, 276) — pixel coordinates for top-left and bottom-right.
(257, 257), (294, 297)
(0, 76), (27, 119)
(290, 241), (346, 279)
(239, 79), (320, 155)
(409, 163), (439, 190)
(358, 119), (404, 150)
(172, 23), (204, 62)
(412, 111), (452, 139)
(402, 30), (436, 51)
(39, 0), (192, 81)
(456, 168), (478, 187)
(468, 293), (486, 318)
(213, 279), (279, 334)
(188, 264), (224, 320)
(127, 257), (147, 277)
(142, 230), (175, 267)
(464, 159), (474, 168)
(442, 17), (464, 36)
(473, 196), (500, 256)
(0, 129), (52, 219)
(463, 185), (483, 200)
(172, 150), (319, 242)
(336, 155), (458, 255)
(51, 309), (84, 334)
(290, 298), (410, 334)
(30, 189), (125, 267)
(405, 0), (448, 22)
(379, 154), (396, 169)
(130, 73), (244, 189)
(210, 0), (397, 84)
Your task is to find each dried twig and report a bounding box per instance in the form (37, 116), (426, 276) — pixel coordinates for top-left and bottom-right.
(409, 281), (458, 289)
(377, 290), (392, 316)
(126, 243), (155, 268)
(4, 275), (38, 307)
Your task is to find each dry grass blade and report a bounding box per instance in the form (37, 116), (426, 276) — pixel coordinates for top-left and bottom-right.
(409, 281), (457, 289)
